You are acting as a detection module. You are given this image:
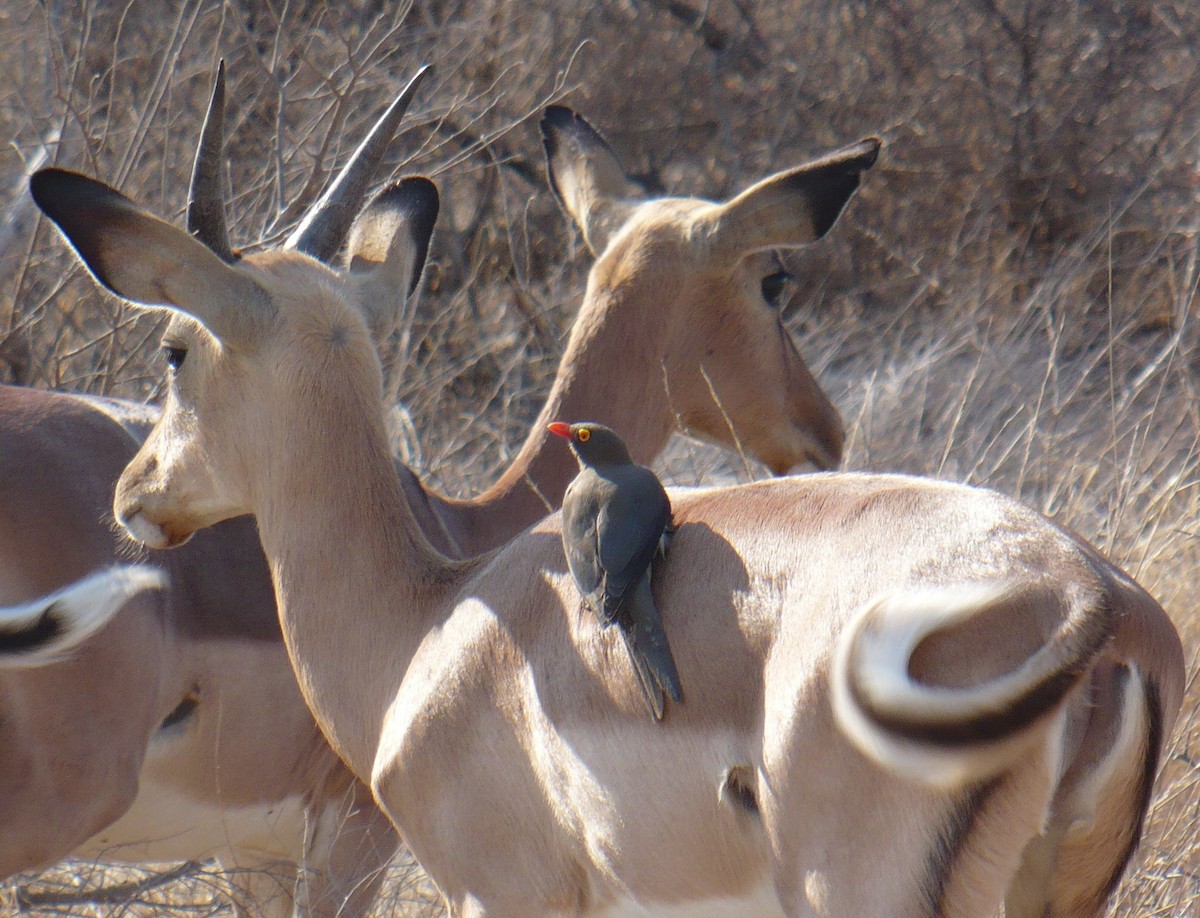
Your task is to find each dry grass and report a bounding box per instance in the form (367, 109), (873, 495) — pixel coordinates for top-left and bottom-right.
(3, 0), (1200, 914)
(7, 853), (445, 916)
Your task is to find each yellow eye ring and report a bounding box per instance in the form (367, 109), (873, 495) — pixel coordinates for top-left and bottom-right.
(577, 428), (591, 442)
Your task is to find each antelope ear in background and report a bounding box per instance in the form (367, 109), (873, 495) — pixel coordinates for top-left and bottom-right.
(541, 106), (643, 256)
(345, 177), (441, 342)
(695, 137), (881, 263)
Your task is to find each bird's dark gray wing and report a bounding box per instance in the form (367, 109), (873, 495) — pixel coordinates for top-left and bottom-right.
(595, 465), (670, 606)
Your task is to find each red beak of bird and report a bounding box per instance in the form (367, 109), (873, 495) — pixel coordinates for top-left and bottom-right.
(548, 422), (572, 439)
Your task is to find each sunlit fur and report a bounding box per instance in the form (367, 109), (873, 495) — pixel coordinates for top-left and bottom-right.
(11, 118), (876, 915)
(435, 116), (875, 554)
(38, 155), (1183, 916)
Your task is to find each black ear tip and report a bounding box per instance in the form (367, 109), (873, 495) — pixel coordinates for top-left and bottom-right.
(826, 138), (882, 177)
(29, 169), (143, 296)
(541, 106), (616, 216)
(541, 109), (571, 208)
(540, 107), (568, 166)
(29, 168), (53, 206)
(810, 174), (865, 239)
(395, 176), (440, 215)
(30, 167), (73, 211)
(540, 105), (606, 149)
(540, 105), (576, 138)
(372, 177), (439, 223)
(792, 138), (883, 239)
(32, 168), (126, 224)
(858, 137), (882, 170)
(373, 177), (439, 297)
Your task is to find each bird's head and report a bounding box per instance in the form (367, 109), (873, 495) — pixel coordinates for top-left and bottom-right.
(548, 421), (633, 467)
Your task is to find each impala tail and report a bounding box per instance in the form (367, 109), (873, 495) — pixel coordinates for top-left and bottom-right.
(0, 565), (167, 667)
(830, 581), (1113, 787)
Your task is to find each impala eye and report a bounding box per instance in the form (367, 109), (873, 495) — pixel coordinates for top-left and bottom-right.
(163, 346), (188, 371)
(761, 270), (793, 308)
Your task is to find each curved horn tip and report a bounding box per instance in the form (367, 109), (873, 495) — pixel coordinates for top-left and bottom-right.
(405, 63), (434, 92)
(379, 65), (433, 138)
(187, 58), (234, 262)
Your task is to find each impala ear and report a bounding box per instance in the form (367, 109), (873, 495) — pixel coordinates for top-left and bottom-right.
(541, 106), (642, 255)
(344, 177), (439, 340)
(30, 168), (271, 344)
(695, 138), (881, 263)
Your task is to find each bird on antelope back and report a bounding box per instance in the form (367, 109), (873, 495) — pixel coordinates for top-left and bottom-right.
(549, 420), (682, 720)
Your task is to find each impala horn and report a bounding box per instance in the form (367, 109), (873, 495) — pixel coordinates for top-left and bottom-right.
(187, 60), (235, 263)
(286, 65), (431, 263)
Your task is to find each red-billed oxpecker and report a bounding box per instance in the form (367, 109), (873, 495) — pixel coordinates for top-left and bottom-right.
(549, 421), (682, 720)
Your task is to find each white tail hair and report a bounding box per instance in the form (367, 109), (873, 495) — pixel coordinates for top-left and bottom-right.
(830, 582), (1100, 787)
(0, 565), (168, 667)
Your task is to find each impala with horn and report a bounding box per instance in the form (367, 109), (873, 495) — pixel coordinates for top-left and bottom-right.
(4, 70), (866, 916)
(0, 63), (432, 918)
(31, 91), (1184, 917)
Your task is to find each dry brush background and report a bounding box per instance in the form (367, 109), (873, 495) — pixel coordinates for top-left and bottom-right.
(2, 0), (1200, 913)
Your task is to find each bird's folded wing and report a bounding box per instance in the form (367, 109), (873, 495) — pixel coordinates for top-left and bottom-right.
(595, 470), (671, 602)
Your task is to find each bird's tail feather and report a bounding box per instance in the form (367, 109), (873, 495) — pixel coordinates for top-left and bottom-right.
(622, 575), (683, 720)
(622, 630), (665, 720)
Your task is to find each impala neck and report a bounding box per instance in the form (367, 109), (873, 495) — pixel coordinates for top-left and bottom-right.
(438, 294), (674, 554)
(253, 373), (468, 775)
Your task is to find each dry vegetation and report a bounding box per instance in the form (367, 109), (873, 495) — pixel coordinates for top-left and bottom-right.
(2, 0), (1200, 913)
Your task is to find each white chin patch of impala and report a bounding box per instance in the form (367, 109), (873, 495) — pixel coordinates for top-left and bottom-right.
(121, 511), (173, 550)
